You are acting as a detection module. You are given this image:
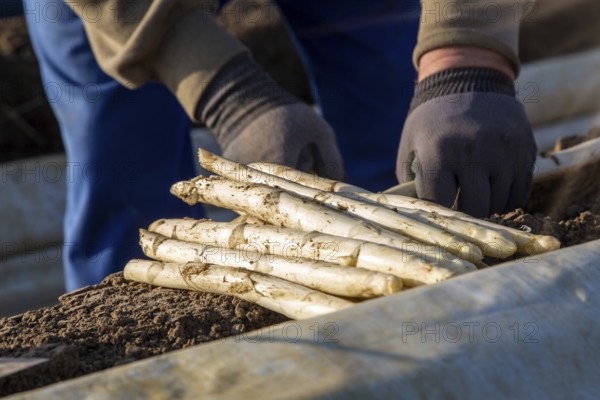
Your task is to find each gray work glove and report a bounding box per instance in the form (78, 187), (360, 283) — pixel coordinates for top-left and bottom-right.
(396, 68), (537, 217)
(196, 54), (344, 180)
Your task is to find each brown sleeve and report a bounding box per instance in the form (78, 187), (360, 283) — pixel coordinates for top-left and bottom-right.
(414, 0), (537, 75)
(65, 0), (247, 120)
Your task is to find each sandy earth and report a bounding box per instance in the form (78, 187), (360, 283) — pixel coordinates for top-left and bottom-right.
(0, 273), (289, 396)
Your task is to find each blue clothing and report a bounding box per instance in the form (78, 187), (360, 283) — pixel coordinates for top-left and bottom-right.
(26, 0), (419, 290)
(275, 0), (420, 190)
(25, 0), (202, 291)
(0, 0), (23, 18)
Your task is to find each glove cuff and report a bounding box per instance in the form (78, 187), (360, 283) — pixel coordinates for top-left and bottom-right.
(410, 67), (515, 113)
(196, 53), (298, 147)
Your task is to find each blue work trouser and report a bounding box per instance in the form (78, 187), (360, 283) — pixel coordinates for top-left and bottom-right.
(26, 0), (419, 290)
(24, 0), (202, 291)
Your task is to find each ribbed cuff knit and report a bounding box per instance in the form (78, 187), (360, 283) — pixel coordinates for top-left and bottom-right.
(410, 67), (515, 113)
(196, 53), (298, 147)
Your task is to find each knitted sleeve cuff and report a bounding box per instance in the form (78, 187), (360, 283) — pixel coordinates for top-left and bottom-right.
(196, 53), (298, 144)
(410, 67), (515, 112)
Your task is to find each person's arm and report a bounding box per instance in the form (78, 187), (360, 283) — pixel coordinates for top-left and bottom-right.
(65, 0), (344, 179)
(418, 47), (515, 81)
(396, 0), (538, 217)
(414, 0), (535, 75)
(65, 0), (246, 118)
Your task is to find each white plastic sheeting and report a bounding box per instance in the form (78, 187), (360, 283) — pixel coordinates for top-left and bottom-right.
(0, 154), (66, 257)
(534, 113), (600, 153)
(0, 155), (66, 316)
(519, 47), (600, 126)
(535, 137), (600, 180)
(14, 239), (600, 399)
(0, 249), (64, 317)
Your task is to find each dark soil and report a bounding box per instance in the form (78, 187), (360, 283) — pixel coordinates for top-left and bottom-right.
(491, 205), (600, 251)
(526, 131), (600, 222)
(0, 273), (288, 396)
(483, 138), (600, 265)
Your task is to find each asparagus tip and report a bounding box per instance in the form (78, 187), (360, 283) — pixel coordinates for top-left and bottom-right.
(148, 219), (166, 232)
(170, 181), (198, 205)
(198, 147), (219, 167)
(535, 236), (562, 253)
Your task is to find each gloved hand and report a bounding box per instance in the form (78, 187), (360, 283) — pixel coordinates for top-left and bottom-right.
(396, 68), (537, 217)
(196, 54), (344, 180)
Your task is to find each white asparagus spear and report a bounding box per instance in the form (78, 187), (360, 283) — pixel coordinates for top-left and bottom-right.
(140, 229), (402, 298)
(150, 218), (476, 286)
(248, 162), (368, 193)
(124, 260), (352, 319)
(341, 196), (515, 258)
(368, 202), (515, 258)
(535, 136), (600, 180)
(248, 154), (558, 255)
(248, 161), (557, 254)
(198, 149), (483, 261)
(352, 192), (561, 254)
(249, 161), (517, 258)
(171, 176), (480, 264)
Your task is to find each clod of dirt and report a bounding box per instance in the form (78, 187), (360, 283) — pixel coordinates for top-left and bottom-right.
(485, 198), (600, 266)
(481, 135), (600, 265)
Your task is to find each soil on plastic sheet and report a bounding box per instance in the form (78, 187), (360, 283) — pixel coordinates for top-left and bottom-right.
(483, 131), (600, 264)
(0, 273), (289, 396)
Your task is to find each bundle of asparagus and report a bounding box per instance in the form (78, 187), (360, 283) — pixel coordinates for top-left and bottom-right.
(124, 149), (561, 320)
